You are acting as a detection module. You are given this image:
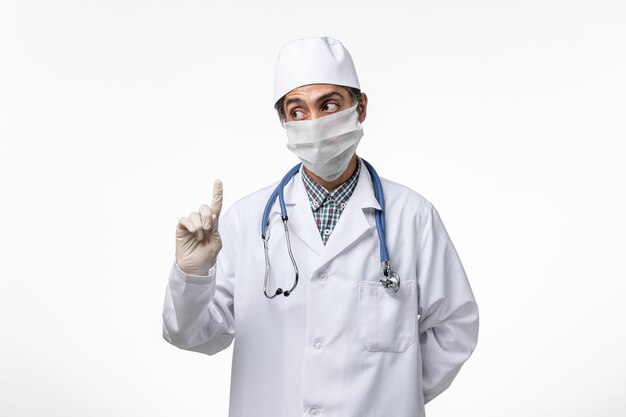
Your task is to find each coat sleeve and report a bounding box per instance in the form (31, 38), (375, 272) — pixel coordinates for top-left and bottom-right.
(417, 202), (479, 404)
(162, 207), (237, 356)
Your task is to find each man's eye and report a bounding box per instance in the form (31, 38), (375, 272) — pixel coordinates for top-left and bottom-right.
(292, 110), (305, 119)
(323, 103), (339, 112)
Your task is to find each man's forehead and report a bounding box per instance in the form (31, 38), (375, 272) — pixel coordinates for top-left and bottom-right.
(284, 84), (349, 99)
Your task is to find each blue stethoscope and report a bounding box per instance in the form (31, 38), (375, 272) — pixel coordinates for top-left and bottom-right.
(261, 158), (400, 299)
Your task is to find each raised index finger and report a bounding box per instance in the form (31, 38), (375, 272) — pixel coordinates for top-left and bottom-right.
(211, 178), (223, 219)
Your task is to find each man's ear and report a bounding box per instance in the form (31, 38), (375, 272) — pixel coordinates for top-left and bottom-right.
(357, 92), (368, 123)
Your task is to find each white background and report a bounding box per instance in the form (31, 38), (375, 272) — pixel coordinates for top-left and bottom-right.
(1, 0), (625, 416)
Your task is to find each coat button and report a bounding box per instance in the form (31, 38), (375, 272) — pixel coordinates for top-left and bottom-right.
(309, 408), (321, 416)
(318, 272), (328, 280)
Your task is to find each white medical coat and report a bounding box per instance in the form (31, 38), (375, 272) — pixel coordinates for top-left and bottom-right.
(162, 159), (479, 417)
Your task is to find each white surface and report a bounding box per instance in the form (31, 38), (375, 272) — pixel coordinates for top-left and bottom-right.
(1, 0), (625, 416)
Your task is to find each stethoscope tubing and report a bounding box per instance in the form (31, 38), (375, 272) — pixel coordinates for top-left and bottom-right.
(261, 158), (399, 298)
(361, 158), (389, 263)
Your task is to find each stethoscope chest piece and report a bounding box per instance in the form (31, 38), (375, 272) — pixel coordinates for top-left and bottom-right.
(380, 261), (401, 294)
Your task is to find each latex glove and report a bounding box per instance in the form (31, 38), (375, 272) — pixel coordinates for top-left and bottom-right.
(175, 179), (223, 275)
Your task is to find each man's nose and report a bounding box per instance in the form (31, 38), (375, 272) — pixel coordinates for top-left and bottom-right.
(308, 108), (323, 120)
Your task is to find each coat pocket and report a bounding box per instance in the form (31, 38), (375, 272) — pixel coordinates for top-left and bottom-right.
(358, 279), (417, 352)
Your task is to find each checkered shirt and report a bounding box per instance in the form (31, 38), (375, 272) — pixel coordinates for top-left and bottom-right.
(301, 157), (361, 245)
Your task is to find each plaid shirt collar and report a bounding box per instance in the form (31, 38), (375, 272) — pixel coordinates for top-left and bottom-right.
(302, 157), (361, 212)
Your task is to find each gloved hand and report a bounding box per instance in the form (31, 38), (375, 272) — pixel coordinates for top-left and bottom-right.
(175, 179), (224, 276)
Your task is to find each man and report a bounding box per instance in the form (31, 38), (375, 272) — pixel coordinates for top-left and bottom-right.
(162, 36), (479, 417)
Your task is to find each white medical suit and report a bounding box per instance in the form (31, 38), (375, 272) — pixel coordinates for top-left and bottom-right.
(162, 161), (479, 417)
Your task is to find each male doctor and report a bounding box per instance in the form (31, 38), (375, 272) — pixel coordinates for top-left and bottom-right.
(162, 36), (479, 417)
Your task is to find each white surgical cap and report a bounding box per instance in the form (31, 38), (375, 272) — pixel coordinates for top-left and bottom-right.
(273, 36), (360, 105)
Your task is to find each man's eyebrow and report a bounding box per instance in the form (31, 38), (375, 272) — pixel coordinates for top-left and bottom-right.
(285, 91), (345, 108)
(285, 97), (305, 107)
(315, 91), (344, 104)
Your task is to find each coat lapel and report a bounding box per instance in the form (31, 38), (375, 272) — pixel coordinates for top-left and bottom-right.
(319, 159), (381, 267)
(269, 159), (382, 267)
(270, 165), (325, 256)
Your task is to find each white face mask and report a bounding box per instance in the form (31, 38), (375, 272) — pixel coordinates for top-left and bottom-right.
(284, 103), (363, 181)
